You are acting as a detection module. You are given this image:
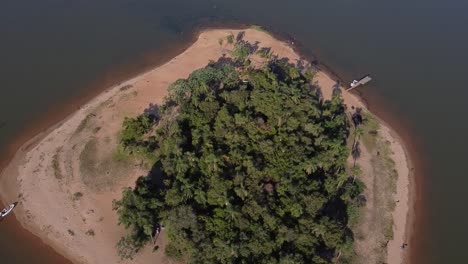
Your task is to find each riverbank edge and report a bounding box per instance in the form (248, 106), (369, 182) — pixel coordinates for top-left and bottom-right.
(0, 27), (416, 264)
(370, 112), (415, 263)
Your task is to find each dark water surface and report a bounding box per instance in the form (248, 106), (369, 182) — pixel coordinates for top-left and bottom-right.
(1, 0), (468, 263)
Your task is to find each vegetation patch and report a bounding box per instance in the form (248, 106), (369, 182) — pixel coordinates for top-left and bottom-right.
(112, 145), (131, 162)
(72, 192), (83, 201)
(250, 25), (270, 34)
(85, 229), (95, 236)
(119, 84), (133, 91)
(226, 33), (234, 45)
(231, 42), (252, 62)
(114, 49), (365, 263)
(119, 90), (139, 101)
(361, 111), (380, 151)
(352, 112), (398, 264)
(75, 113), (95, 135)
(51, 152), (62, 180)
(117, 112), (159, 168)
(256, 47), (272, 59)
(79, 138), (132, 191)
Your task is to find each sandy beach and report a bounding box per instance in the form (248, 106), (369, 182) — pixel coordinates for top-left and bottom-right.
(317, 72), (411, 264)
(0, 28), (412, 264)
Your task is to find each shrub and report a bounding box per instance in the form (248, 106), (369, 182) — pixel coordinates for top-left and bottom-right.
(73, 192), (83, 201)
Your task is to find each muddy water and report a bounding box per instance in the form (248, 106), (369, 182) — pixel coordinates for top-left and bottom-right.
(2, 0), (468, 263)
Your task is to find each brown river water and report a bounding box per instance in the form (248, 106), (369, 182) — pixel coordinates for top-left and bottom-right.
(2, 0), (468, 263)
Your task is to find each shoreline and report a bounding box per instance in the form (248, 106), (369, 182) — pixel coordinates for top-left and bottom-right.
(0, 43), (201, 264)
(353, 87), (425, 264)
(372, 105), (425, 264)
(367, 110), (416, 263)
(0, 65), (160, 263)
(0, 27), (418, 264)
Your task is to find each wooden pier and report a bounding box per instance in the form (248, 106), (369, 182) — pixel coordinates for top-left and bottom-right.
(346, 75), (372, 91)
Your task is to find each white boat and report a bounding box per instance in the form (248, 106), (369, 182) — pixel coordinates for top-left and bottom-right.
(350, 80), (359, 87)
(348, 75), (372, 90)
(0, 203), (16, 219)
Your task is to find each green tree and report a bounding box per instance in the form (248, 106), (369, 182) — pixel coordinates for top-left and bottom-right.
(115, 51), (363, 263)
(120, 115), (153, 145)
(227, 34), (234, 44)
(231, 42), (252, 63)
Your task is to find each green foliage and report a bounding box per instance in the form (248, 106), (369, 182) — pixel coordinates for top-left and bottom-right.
(227, 34), (234, 44)
(116, 55), (362, 263)
(114, 176), (165, 258)
(120, 115), (154, 146)
(231, 42), (252, 62)
(256, 47), (272, 59)
(250, 25), (269, 34)
(113, 144), (130, 162)
(360, 111), (380, 150)
(342, 179), (365, 227)
(116, 234), (144, 260)
(304, 67), (317, 81)
(113, 177), (163, 235)
(118, 113), (159, 165)
(351, 165), (362, 179)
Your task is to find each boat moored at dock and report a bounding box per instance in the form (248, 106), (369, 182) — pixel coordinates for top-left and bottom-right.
(348, 75), (372, 91)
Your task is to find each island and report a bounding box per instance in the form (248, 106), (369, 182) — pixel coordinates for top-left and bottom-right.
(0, 28), (411, 264)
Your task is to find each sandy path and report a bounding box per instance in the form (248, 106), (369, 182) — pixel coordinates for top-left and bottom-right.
(0, 28), (411, 264)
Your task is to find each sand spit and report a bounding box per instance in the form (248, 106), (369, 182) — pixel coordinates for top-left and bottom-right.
(0, 28), (411, 264)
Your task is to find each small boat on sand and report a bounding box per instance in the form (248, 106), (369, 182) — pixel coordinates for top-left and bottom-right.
(0, 203), (16, 219)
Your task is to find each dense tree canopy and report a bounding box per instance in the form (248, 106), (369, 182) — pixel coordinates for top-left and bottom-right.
(114, 52), (363, 263)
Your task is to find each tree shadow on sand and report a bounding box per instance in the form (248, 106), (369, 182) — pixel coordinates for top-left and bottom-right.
(332, 81), (342, 97)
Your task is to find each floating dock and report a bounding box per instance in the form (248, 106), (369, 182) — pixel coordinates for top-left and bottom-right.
(346, 75), (372, 91)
